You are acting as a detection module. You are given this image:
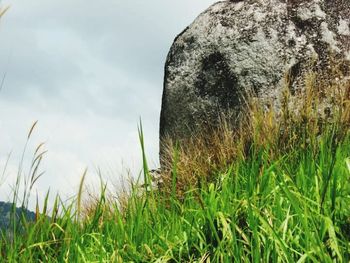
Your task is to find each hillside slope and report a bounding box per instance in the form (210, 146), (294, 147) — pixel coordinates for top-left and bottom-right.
(0, 201), (36, 230)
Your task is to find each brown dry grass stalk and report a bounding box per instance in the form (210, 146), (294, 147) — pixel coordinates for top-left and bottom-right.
(80, 174), (136, 222)
(160, 119), (244, 198)
(0, 6), (9, 19)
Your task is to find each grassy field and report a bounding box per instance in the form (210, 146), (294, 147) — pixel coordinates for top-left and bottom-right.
(0, 3), (349, 255)
(0, 69), (349, 262)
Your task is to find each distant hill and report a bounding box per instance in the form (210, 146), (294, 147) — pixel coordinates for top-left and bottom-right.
(0, 201), (36, 231)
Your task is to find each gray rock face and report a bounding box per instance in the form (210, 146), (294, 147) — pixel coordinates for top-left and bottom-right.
(160, 0), (350, 144)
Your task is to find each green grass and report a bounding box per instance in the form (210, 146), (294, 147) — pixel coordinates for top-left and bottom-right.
(0, 115), (349, 262)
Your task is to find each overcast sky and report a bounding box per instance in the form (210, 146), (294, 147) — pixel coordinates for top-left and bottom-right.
(0, 0), (217, 209)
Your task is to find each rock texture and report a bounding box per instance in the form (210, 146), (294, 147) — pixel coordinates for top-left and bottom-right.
(160, 0), (350, 144)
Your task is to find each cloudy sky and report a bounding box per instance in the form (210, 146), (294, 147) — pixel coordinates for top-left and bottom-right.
(0, 0), (217, 209)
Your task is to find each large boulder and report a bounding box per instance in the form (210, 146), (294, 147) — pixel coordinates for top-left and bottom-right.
(160, 0), (350, 145)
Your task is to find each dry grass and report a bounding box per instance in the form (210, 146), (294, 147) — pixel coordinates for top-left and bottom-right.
(79, 173), (137, 222)
(159, 62), (350, 199)
(0, 6), (9, 19)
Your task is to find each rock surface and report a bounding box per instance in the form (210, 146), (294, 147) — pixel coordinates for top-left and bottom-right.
(160, 0), (350, 145)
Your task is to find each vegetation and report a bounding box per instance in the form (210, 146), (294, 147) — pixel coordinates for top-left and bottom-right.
(0, 0), (348, 252)
(0, 6), (8, 19)
(0, 66), (348, 262)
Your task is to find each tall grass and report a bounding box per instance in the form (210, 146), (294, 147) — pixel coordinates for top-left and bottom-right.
(0, 67), (349, 261)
